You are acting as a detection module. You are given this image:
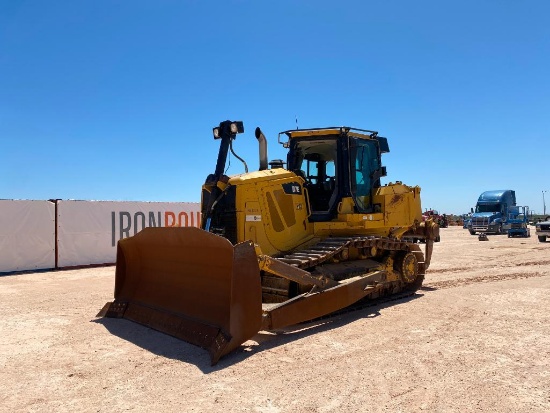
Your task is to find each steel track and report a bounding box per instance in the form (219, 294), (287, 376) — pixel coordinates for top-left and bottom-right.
(262, 236), (426, 304)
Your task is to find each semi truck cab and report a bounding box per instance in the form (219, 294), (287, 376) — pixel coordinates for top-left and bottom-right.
(469, 190), (516, 235)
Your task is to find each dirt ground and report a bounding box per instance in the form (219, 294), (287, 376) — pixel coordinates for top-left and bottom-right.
(1, 226), (549, 413)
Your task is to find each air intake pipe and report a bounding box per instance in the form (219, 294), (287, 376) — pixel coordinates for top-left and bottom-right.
(255, 127), (268, 171)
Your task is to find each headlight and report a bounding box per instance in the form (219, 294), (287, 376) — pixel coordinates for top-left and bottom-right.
(230, 121), (244, 134)
(213, 121), (244, 139)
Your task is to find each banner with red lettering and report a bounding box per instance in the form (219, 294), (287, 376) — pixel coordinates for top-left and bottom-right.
(0, 200), (56, 273)
(57, 200), (201, 267)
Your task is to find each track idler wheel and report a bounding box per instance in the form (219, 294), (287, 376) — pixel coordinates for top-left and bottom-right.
(394, 251), (422, 291)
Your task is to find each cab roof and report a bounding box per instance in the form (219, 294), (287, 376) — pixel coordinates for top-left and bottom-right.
(280, 127), (378, 140)
(278, 127), (389, 153)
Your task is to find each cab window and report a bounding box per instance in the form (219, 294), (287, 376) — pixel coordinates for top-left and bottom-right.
(351, 138), (379, 212)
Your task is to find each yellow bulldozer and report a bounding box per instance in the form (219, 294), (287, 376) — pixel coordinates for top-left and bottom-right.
(99, 120), (438, 364)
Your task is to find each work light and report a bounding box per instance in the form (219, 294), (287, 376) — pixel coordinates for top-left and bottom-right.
(231, 121), (244, 134)
(212, 121), (244, 139)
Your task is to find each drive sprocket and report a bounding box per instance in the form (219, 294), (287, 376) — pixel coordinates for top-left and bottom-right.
(394, 251), (422, 291)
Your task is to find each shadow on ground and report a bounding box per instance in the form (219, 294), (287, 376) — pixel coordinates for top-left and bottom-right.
(92, 293), (422, 374)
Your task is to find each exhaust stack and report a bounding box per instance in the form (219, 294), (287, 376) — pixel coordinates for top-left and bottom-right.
(255, 127), (268, 171)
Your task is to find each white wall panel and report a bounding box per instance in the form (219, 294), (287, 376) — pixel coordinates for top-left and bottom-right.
(0, 200), (55, 273)
(57, 201), (200, 267)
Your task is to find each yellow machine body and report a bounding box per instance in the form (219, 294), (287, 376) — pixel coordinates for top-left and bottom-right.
(212, 169), (423, 256)
(100, 122), (438, 365)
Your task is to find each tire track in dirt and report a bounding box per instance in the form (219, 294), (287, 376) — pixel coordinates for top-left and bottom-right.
(423, 271), (547, 290)
(427, 267), (471, 274)
(427, 260), (550, 275)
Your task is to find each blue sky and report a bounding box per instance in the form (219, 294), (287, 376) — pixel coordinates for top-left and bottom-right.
(1, 1), (549, 215)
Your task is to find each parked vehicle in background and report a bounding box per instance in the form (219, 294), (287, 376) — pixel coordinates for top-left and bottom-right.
(462, 213), (472, 229)
(535, 216), (550, 242)
(469, 190), (516, 235)
(423, 210), (448, 228)
(507, 206), (530, 238)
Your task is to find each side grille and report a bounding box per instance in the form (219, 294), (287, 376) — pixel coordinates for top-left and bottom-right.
(210, 186), (238, 244)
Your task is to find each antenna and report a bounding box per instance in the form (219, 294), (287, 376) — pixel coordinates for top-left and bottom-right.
(295, 115), (299, 130)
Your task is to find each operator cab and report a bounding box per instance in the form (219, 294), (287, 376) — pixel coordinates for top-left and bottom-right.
(290, 138), (337, 215)
(282, 127), (389, 222)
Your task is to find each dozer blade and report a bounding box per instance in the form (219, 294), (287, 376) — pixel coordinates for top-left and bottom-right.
(98, 227), (262, 365)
